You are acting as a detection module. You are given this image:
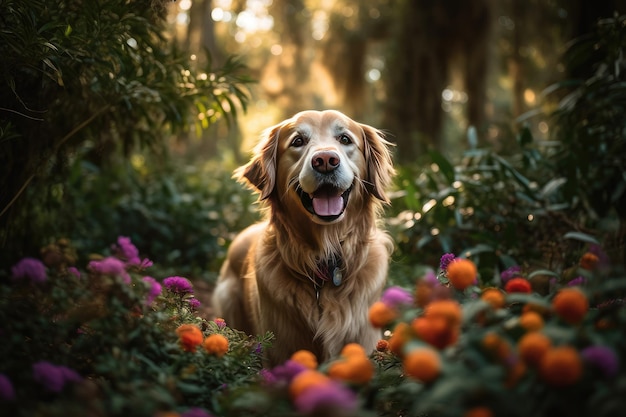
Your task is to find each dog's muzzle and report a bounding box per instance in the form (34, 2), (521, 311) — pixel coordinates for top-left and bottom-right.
(297, 184), (352, 222)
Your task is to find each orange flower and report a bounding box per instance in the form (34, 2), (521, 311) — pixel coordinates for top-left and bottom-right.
(480, 288), (506, 309)
(291, 350), (318, 369)
(424, 299), (462, 327)
(482, 332), (511, 362)
(552, 288), (589, 324)
(539, 346), (583, 386)
(203, 334), (229, 357)
(340, 343), (367, 358)
(412, 316), (458, 349)
(518, 332), (551, 367)
(505, 360), (527, 388)
(328, 355), (374, 384)
(579, 252), (599, 270)
(519, 311), (544, 332)
(464, 407), (493, 417)
(176, 324), (204, 353)
(446, 259), (477, 290)
(415, 280), (433, 308)
(289, 370), (329, 398)
(376, 339), (389, 352)
(388, 322), (412, 357)
(368, 301), (397, 328)
(403, 348), (441, 383)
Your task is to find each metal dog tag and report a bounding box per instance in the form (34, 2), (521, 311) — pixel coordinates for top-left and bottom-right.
(332, 267), (342, 286)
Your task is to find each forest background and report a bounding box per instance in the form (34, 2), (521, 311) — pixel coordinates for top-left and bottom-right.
(1, 0), (625, 296)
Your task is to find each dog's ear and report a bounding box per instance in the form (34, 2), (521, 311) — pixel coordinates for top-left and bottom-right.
(361, 124), (395, 203)
(235, 123), (282, 200)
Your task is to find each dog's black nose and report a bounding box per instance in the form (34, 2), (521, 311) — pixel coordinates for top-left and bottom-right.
(311, 151), (340, 173)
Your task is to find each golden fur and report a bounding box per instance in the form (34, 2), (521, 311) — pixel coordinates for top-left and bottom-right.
(212, 110), (395, 365)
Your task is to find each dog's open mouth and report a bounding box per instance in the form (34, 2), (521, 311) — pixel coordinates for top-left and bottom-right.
(297, 184), (351, 222)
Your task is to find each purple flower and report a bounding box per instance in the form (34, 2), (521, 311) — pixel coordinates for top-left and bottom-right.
(422, 270), (440, 286)
(260, 368), (277, 384)
(439, 253), (456, 271)
(214, 318), (226, 329)
(500, 265), (522, 283)
(581, 346), (619, 378)
(567, 276), (586, 287)
(264, 360), (306, 384)
(114, 236), (141, 265)
(253, 342), (263, 355)
(138, 258), (153, 269)
(32, 361), (81, 393)
(187, 298), (201, 310)
(381, 286), (413, 308)
(0, 373), (15, 401)
(294, 380), (358, 414)
(163, 276), (194, 294)
(67, 266), (81, 279)
(142, 276), (162, 305)
(11, 257), (47, 284)
(88, 257), (131, 284)
(181, 408), (213, 417)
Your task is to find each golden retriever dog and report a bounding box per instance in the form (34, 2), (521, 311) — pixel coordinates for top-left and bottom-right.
(212, 110), (395, 365)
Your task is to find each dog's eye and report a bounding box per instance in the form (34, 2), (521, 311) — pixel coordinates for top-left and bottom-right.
(338, 134), (352, 145)
(290, 135), (305, 147)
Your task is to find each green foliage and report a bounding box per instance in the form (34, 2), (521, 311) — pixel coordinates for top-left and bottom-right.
(543, 14), (626, 219)
(0, 237), (271, 417)
(0, 0), (253, 264)
(57, 157), (260, 280)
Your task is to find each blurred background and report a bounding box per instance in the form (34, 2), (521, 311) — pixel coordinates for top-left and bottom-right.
(1, 0), (625, 291)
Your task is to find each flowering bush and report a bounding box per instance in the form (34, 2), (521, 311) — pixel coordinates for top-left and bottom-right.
(2, 235), (626, 417)
(0, 237), (271, 417)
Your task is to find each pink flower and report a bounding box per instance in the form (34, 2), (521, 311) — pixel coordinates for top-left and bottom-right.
(88, 257), (131, 284)
(163, 276), (194, 294)
(214, 318), (226, 329)
(187, 298), (201, 310)
(114, 236), (141, 265)
(294, 380), (358, 414)
(381, 286), (413, 308)
(11, 258), (47, 284)
(67, 266), (81, 279)
(32, 361), (81, 393)
(142, 276), (162, 305)
(0, 373), (15, 401)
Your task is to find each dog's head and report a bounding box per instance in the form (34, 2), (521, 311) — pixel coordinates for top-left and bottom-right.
(236, 110), (394, 225)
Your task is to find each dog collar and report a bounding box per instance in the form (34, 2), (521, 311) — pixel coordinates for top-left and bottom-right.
(314, 258), (343, 287)
(313, 258), (342, 303)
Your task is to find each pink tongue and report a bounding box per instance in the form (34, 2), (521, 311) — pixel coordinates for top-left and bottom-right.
(312, 195), (343, 216)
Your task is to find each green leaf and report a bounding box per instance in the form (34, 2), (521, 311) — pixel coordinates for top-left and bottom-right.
(563, 231), (599, 244)
(428, 150), (455, 184)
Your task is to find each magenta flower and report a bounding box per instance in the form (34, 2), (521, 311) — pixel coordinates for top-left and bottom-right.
(381, 286), (413, 308)
(163, 276), (194, 294)
(422, 270), (440, 286)
(88, 257), (131, 284)
(439, 253), (456, 271)
(11, 257), (47, 284)
(500, 265), (522, 283)
(181, 408), (214, 417)
(581, 346), (619, 378)
(264, 360), (306, 384)
(187, 298), (201, 310)
(32, 361), (81, 393)
(294, 380), (358, 414)
(567, 276), (586, 287)
(0, 373), (15, 401)
(142, 276), (162, 305)
(114, 236), (141, 265)
(67, 266), (81, 279)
